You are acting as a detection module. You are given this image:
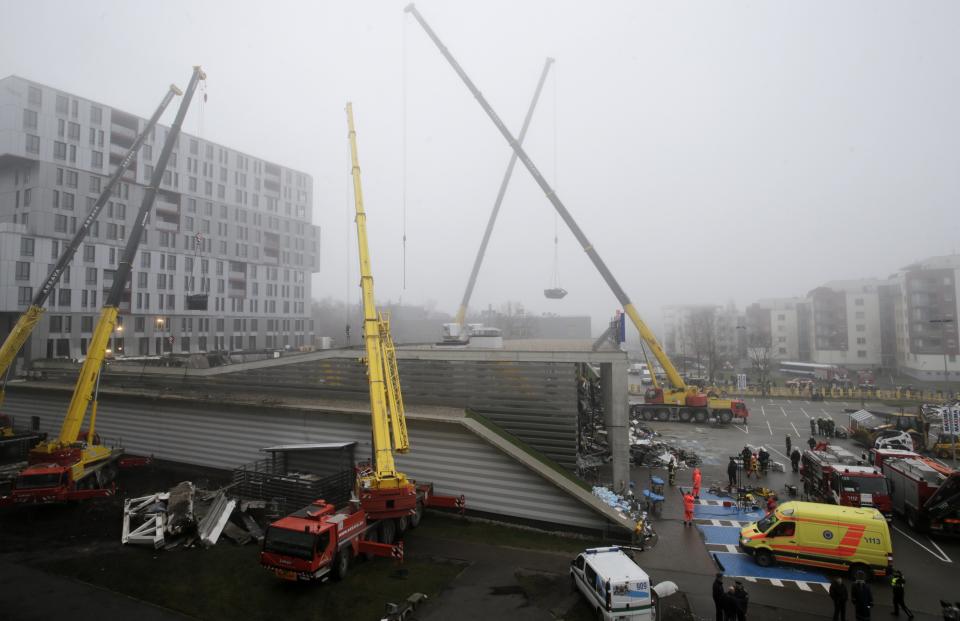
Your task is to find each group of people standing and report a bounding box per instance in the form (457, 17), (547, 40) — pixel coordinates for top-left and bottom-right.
(712, 573), (749, 621)
(812, 416), (838, 438)
(828, 571), (914, 621)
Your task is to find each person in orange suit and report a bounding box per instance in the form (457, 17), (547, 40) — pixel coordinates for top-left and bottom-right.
(683, 490), (695, 527)
(692, 466), (702, 499)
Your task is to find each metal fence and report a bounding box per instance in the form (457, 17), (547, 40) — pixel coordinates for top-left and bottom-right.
(231, 458), (354, 516)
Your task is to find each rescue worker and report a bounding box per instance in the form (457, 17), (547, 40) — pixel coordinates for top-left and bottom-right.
(727, 456), (738, 490)
(712, 572), (725, 621)
(810, 418), (817, 435)
(851, 577), (873, 621)
(816, 418), (824, 436)
(791, 447), (802, 473)
(692, 466), (702, 499)
(758, 448), (770, 476)
(829, 577), (848, 621)
(765, 493), (777, 515)
(785, 434), (792, 455)
(683, 489), (695, 527)
(733, 580), (749, 621)
(890, 570), (914, 618)
(667, 456), (677, 486)
(808, 435), (817, 450)
(746, 453), (759, 479)
(740, 445), (752, 466)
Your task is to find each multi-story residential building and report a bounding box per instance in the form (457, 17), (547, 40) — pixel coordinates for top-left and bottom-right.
(662, 303), (740, 378)
(808, 279), (883, 369)
(744, 297), (807, 361)
(891, 255), (960, 381)
(0, 76), (320, 368)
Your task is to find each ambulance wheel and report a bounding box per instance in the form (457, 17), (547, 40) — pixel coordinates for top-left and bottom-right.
(678, 408), (693, 422)
(755, 549), (774, 568)
(848, 563), (870, 582)
(410, 501), (424, 529)
(333, 550), (350, 580)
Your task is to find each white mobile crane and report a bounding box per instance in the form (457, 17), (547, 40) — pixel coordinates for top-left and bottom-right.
(404, 5), (749, 424)
(1, 67), (206, 507)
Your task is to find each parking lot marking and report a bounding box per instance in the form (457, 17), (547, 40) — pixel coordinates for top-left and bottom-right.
(743, 577), (757, 582)
(790, 422), (801, 438)
(767, 445), (789, 462)
(780, 406), (787, 417)
(820, 583), (831, 592)
(761, 405), (767, 417)
(711, 520), (722, 526)
(799, 407), (811, 419)
(928, 537), (953, 564)
(766, 421), (773, 436)
(724, 544), (738, 553)
(892, 525), (953, 563)
(797, 581), (811, 592)
(820, 408), (831, 417)
(733, 424), (749, 434)
(770, 579), (783, 587)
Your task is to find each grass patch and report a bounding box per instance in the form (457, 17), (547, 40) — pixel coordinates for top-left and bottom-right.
(34, 544), (465, 621)
(465, 409), (590, 491)
(410, 512), (603, 555)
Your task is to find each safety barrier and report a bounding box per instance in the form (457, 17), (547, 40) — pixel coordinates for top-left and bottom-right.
(627, 383), (953, 404)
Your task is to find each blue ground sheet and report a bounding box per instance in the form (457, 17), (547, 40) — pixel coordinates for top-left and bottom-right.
(699, 525), (743, 545)
(713, 552), (829, 583)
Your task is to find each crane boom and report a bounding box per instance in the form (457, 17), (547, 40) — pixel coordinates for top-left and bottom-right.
(0, 84), (182, 412)
(404, 4), (687, 391)
(454, 57), (554, 326)
(32, 66), (205, 464)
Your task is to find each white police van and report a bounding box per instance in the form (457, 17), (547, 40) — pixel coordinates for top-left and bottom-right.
(570, 547), (657, 620)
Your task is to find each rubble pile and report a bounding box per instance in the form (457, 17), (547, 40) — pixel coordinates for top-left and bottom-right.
(122, 481), (266, 550)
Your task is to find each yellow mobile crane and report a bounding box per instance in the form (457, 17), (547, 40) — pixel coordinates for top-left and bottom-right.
(347, 103), (463, 535)
(405, 5), (749, 424)
(0, 83), (181, 438)
(1, 67), (206, 507)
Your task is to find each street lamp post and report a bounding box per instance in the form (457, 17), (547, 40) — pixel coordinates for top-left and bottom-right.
(930, 317), (956, 464)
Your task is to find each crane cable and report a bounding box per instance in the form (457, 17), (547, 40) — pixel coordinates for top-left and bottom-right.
(401, 14), (409, 292)
(550, 65), (561, 289)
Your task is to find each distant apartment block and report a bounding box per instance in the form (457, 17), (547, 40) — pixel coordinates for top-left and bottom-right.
(807, 279), (884, 369)
(891, 255), (960, 381)
(744, 297), (808, 361)
(0, 75), (321, 365)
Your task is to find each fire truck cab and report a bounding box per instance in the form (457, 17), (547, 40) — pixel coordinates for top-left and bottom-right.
(801, 449), (892, 519)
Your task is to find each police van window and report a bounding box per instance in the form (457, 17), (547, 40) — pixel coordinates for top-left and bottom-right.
(573, 556), (585, 570)
(769, 521), (795, 538)
(584, 564), (598, 590)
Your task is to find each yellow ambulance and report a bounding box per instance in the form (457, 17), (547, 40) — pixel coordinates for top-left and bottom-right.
(740, 501), (892, 581)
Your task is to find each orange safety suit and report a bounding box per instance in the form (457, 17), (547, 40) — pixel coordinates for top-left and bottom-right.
(692, 467), (702, 497)
(683, 492), (695, 525)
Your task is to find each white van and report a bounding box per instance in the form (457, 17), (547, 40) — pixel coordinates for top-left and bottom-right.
(570, 547), (656, 620)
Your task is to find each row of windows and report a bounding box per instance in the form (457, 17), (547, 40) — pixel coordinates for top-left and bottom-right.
(46, 314), (308, 335)
(46, 332), (308, 359)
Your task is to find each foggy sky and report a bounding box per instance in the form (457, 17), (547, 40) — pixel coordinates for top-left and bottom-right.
(3, 1), (959, 336)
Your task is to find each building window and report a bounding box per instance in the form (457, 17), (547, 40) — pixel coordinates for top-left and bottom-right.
(22, 108), (38, 130)
(857, 350), (867, 358)
(68, 122), (80, 141)
(856, 337), (866, 345)
(15, 261), (30, 280)
(28, 85), (42, 106)
(92, 151), (103, 168)
(854, 298), (864, 306)
(58, 288), (71, 307)
(25, 134), (40, 153)
(856, 324), (865, 332)
(53, 141), (67, 160)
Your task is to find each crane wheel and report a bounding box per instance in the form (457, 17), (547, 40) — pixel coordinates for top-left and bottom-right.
(363, 529), (379, 561)
(381, 519), (396, 544)
(642, 409), (655, 422)
(410, 501), (424, 529)
(656, 409), (670, 422)
(678, 408), (693, 422)
(333, 550), (350, 580)
(397, 515), (409, 535)
(718, 411), (733, 424)
(694, 410), (708, 423)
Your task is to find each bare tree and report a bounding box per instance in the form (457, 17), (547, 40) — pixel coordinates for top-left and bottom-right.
(748, 344), (775, 396)
(687, 307), (720, 383)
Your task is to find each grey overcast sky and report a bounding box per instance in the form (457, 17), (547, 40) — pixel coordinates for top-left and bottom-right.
(3, 1), (959, 334)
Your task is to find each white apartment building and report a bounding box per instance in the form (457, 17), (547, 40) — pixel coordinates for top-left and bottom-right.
(808, 279), (883, 369)
(745, 297), (806, 361)
(0, 75), (321, 366)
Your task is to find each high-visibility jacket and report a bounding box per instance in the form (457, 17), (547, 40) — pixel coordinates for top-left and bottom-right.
(683, 494), (695, 514)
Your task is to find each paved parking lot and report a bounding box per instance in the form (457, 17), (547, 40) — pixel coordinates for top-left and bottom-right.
(629, 396), (960, 620)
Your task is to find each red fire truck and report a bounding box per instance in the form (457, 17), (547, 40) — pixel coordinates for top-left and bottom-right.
(801, 449), (892, 519)
(881, 458), (960, 534)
